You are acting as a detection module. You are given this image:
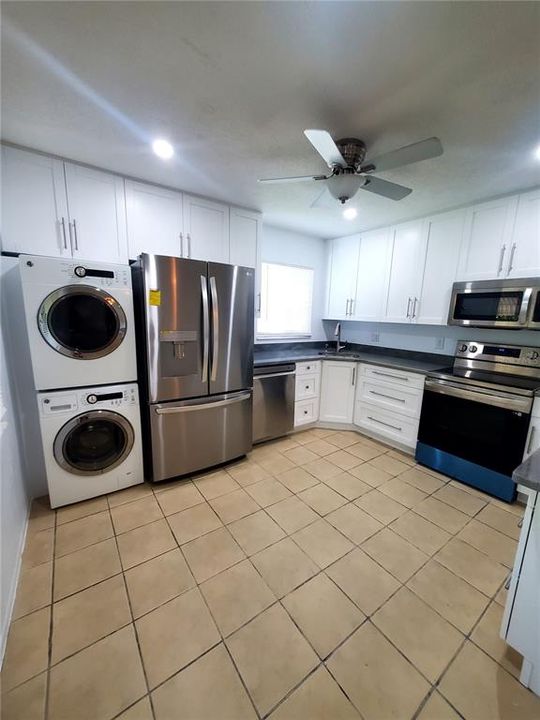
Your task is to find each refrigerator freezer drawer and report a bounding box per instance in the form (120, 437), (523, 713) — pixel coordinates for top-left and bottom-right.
(150, 391), (253, 482)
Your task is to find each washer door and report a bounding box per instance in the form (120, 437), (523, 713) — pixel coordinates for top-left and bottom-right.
(38, 285), (127, 359)
(54, 410), (135, 475)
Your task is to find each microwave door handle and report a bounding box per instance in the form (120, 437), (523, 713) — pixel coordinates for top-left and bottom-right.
(209, 276), (219, 382)
(519, 287), (533, 325)
(201, 276), (209, 382)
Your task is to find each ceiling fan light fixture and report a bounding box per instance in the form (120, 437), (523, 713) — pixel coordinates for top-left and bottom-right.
(343, 207), (358, 220)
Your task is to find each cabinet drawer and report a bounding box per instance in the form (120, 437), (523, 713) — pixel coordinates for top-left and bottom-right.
(356, 377), (423, 419)
(295, 399), (319, 426)
(360, 363), (425, 389)
(296, 361), (321, 376)
(295, 373), (320, 400)
(354, 402), (419, 448)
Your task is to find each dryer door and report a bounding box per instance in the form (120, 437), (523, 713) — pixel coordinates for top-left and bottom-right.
(54, 410), (134, 475)
(38, 285), (127, 359)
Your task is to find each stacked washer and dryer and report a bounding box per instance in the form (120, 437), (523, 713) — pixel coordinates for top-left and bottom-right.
(19, 255), (143, 508)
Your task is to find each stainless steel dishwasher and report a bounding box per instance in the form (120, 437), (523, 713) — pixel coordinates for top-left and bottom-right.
(253, 363), (296, 443)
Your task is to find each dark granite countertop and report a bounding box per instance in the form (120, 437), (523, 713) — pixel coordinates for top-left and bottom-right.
(513, 447), (540, 492)
(253, 342), (452, 376)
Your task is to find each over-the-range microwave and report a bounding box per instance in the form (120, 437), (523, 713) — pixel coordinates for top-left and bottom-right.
(448, 277), (540, 330)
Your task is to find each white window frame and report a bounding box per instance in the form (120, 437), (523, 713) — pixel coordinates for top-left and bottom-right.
(256, 261), (314, 340)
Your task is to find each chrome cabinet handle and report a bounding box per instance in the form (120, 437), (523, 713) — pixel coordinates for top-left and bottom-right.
(345, 298), (350, 316)
(352, 367), (356, 386)
(369, 390), (406, 403)
(498, 244), (506, 275)
(72, 219), (79, 251)
(209, 276), (219, 382)
(406, 297), (412, 318)
(350, 298), (355, 316)
(367, 415), (402, 432)
(60, 217), (68, 250)
(508, 243), (517, 274)
(187, 232), (192, 258)
(200, 276), (210, 382)
(372, 370), (408, 382)
(68, 221), (74, 253)
(257, 292), (262, 314)
(179, 232), (184, 257)
(526, 426), (536, 455)
(412, 297), (418, 318)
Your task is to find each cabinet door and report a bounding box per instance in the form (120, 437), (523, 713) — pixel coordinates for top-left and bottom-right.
(352, 227), (392, 321)
(64, 163), (128, 264)
(230, 207), (261, 322)
(1, 146), (69, 257)
(457, 196), (518, 281)
(125, 180), (183, 259)
(507, 189), (540, 278)
(384, 221), (424, 323)
(416, 210), (466, 325)
(326, 235), (360, 319)
(319, 361), (356, 423)
(183, 195), (229, 263)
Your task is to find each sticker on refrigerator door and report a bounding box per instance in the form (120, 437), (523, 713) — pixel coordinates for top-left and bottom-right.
(149, 289), (161, 306)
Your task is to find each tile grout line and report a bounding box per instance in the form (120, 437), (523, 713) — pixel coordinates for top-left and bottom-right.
(44, 502), (58, 720)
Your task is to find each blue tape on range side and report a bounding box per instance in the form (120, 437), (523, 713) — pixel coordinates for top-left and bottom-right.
(415, 442), (517, 503)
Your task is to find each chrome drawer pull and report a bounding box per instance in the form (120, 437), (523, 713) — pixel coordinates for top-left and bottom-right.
(504, 573), (512, 590)
(369, 390), (406, 403)
(372, 370), (408, 382)
(367, 415), (402, 432)
(517, 518), (523, 528)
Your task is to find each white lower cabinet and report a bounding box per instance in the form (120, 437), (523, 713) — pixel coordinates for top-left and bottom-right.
(294, 361), (321, 427)
(319, 362), (356, 424)
(354, 364), (424, 449)
(524, 398), (540, 460)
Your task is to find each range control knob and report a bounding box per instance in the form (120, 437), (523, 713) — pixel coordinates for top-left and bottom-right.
(469, 345), (478, 353)
(87, 394), (97, 404)
(458, 343), (468, 352)
(528, 351), (539, 361)
(74, 266), (86, 278)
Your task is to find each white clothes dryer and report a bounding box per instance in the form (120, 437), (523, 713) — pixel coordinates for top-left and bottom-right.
(20, 255), (137, 390)
(38, 383), (143, 507)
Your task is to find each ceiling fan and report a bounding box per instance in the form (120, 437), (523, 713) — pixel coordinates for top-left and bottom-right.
(258, 130), (443, 209)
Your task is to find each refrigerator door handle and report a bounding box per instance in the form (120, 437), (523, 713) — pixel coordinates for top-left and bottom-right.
(155, 391), (251, 414)
(209, 275), (219, 382)
(201, 275), (210, 382)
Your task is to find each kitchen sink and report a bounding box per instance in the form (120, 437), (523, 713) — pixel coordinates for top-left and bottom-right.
(318, 350), (361, 358)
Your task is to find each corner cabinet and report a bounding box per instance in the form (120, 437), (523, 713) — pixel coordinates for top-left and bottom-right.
(126, 180), (183, 259)
(183, 195), (229, 264)
(319, 362), (356, 424)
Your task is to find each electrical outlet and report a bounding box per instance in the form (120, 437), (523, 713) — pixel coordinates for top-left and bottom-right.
(435, 337), (445, 350)
(371, 332), (380, 343)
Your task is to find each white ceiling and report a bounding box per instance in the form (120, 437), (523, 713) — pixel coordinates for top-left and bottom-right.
(2, 1), (540, 238)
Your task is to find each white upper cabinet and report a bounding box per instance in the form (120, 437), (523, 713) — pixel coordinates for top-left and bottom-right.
(457, 196), (519, 281)
(507, 188), (540, 278)
(326, 235), (360, 319)
(125, 180), (183, 259)
(319, 361), (356, 423)
(229, 208), (261, 268)
(1, 146), (69, 257)
(415, 209), (466, 325)
(384, 220), (424, 323)
(183, 195), (230, 263)
(352, 227), (392, 321)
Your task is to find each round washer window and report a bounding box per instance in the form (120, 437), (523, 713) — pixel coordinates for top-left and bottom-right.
(54, 410), (134, 476)
(38, 285), (127, 359)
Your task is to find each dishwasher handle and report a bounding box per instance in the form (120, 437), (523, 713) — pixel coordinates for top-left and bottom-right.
(255, 370), (296, 380)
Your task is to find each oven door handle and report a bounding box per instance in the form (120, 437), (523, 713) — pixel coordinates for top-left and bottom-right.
(424, 378), (532, 413)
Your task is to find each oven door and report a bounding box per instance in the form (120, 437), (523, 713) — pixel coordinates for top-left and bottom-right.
(416, 379), (532, 501)
(448, 286), (532, 329)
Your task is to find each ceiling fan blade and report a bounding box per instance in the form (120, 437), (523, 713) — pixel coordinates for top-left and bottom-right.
(359, 176), (412, 201)
(258, 174), (327, 184)
(361, 137), (443, 173)
(304, 129), (348, 169)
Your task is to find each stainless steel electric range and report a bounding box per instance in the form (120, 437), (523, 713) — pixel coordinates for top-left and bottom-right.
(416, 341), (540, 502)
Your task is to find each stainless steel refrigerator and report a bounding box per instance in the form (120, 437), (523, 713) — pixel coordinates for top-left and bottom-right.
(133, 253), (254, 482)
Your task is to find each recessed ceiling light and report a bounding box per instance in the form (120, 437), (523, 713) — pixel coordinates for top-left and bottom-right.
(343, 207), (358, 220)
(534, 144), (540, 161)
(152, 138), (174, 160)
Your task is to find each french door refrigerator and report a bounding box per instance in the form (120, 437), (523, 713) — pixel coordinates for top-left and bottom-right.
(133, 253), (254, 482)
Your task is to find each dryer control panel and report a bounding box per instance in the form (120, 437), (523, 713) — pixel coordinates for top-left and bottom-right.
(40, 384), (138, 416)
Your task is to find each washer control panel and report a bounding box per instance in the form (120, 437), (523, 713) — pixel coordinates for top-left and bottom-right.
(19, 255), (131, 289)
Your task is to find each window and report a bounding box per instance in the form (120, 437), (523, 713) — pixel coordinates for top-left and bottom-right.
(257, 262), (314, 338)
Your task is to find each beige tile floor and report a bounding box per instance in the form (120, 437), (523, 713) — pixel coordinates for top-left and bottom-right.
(2, 428), (540, 720)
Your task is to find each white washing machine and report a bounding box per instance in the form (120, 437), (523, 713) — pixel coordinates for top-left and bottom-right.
(38, 383), (143, 507)
(20, 255), (137, 390)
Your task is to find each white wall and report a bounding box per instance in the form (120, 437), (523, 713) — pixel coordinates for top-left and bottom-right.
(258, 225), (327, 343)
(324, 319), (540, 355)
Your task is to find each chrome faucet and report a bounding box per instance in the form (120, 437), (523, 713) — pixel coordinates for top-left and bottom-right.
(334, 322), (345, 353)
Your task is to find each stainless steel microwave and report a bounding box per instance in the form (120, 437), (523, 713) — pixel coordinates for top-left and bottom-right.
(448, 277), (540, 329)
